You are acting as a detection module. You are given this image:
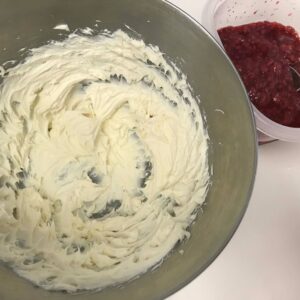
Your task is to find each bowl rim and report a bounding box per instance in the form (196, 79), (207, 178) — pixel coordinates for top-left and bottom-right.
(158, 0), (258, 299)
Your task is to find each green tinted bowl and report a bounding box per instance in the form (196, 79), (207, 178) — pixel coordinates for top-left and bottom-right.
(0, 0), (257, 299)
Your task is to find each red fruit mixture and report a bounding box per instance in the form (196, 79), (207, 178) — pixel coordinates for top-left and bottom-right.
(218, 21), (300, 127)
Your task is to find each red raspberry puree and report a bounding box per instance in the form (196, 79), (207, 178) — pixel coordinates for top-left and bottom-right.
(218, 21), (300, 127)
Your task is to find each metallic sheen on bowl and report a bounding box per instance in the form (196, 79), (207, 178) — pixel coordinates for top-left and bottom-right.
(0, 0), (257, 299)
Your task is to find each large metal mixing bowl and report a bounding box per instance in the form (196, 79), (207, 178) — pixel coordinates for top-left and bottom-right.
(0, 0), (257, 299)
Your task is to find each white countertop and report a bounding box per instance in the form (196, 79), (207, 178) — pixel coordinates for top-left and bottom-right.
(167, 1), (300, 299)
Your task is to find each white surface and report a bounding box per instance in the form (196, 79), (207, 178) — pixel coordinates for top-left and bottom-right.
(167, 1), (300, 299)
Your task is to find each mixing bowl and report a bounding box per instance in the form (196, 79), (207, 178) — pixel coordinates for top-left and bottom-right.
(0, 0), (257, 299)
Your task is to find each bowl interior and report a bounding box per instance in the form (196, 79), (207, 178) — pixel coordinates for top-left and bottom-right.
(0, 0), (257, 299)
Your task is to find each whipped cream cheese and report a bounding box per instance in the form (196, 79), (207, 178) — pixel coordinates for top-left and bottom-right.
(0, 30), (209, 292)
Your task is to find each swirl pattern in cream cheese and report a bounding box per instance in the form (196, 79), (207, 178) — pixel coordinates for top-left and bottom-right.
(0, 30), (209, 291)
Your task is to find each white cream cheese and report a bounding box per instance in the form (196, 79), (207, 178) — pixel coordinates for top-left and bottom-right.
(53, 24), (70, 31)
(0, 30), (209, 292)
